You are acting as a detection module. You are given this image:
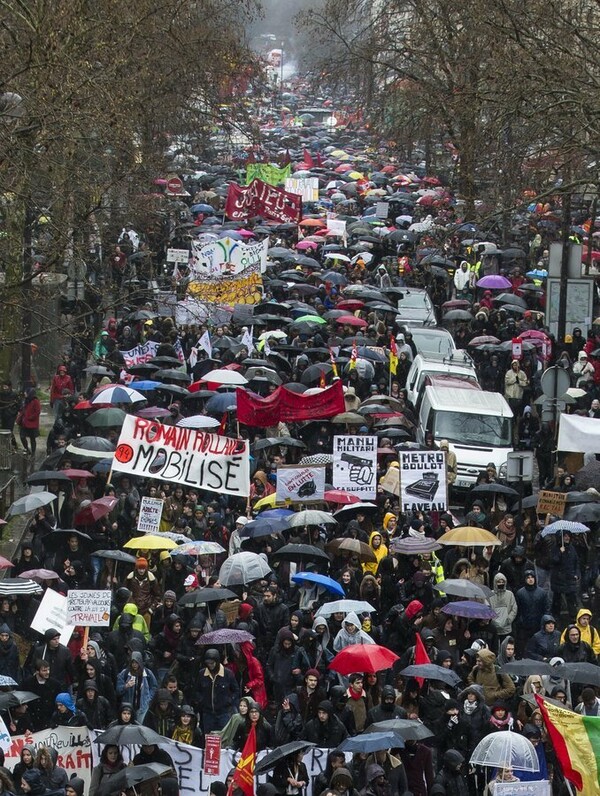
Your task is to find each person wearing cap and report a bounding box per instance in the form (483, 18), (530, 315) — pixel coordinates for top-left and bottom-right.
(229, 515), (249, 556)
(125, 557), (161, 624)
(27, 628), (75, 690)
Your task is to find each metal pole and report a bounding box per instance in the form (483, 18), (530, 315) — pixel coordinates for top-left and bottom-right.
(557, 192), (571, 347)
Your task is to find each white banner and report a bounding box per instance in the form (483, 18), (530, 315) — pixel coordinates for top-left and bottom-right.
(31, 589), (75, 646)
(285, 177), (319, 202)
(332, 435), (377, 499)
(66, 590), (112, 627)
(327, 219), (347, 238)
(174, 298), (234, 328)
(7, 728), (93, 790)
(190, 237), (268, 278)
(557, 413), (600, 453)
(120, 340), (185, 367)
(399, 450), (448, 513)
(137, 496), (164, 534)
(113, 415), (250, 497)
(276, 465), (326, 502)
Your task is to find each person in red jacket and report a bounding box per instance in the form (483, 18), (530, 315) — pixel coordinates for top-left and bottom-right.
(49, 365), (74, 419)
(234, 640), (267, 708)
(17, 388), (41, 456)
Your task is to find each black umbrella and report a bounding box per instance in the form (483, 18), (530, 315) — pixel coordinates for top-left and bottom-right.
(565, 503), (600, 522)
(155, 384), (189, 397)
(127, 363), (159, 376)
(501, 660), (555, 676)
(272, 544), (331, 563)
(255, 742), (316, 774)
(95, 725), (164, 745)
(26, 471), (72, 485)
(148, 356), (182, 367)
(574, 459), (600, 490)
(443, 309), (472, 321)
(41, 529), (92, 551)
(0, 691), (39, 710)
(177, 587), (236, 606)
(470, 483), (520, 498)
(252, 437), (306, 451)
(97, 764), (173, 796)
(399, 665), (462, 686)
(94, 550), (138, 564)
(368, 719), (433, 741)
(154, 369), (191, 384)
(558, 662), (600, 686)
(301, 364), (333, 385)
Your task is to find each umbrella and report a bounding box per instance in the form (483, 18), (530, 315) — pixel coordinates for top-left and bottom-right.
(26, 471), (71, 486)
(292, 572), (345, 596)
(171, 541), (225, 556)
(330, 644), (399, 675)
(272, 544), (331, 563)
(565, 503), (600, 522)
(288, 510), (337, 527)
(316, 599), (376, 617)
(196, 629), (254, 645)
(470, 483), (520, 498)
(389, 537), (442, 555)
(326, 538), (377, 562)
(368, 719), (433, 741)
(136, 407), (172, 418)
(299, 454), (334, 465)
(123, 535), (177, 550)
(202, 368), (247, 386)
(219, 552), (272, 586)
(6, 491), (56, 518)
(331, 411), (364, 425)
(437, 527), (501, 546)
(399, 664), (462, 686)
(434, 579), (492, 599)
(239, 518), (289, 539)
(97, 764), (173, 796)
(254, 742), (316, 774)
(251, 437), (306, 452)
(154, 369), (191, 384)
(443, 309), (473, 321)
(155, 384), (189, 398)
(0, 579), (42, 596)
(95, 725), (164, 746)
(94, 550), (138, 564)
(87, 408), (127, 428)
(0, 556), (11, 569)
(177, 587), (237, 606)
(73, 496), (118, 524)
(41, 529), (92, 551)
(324, 490), (361, 505)
(558, 662), (600, 686)
(539, 520), (589, 538)
(91, 385), (145, 404)
(66, 437), (116, 460)
(205, 393), (237, 413)
(61, 469), (94, 480)
(441, 601), (497, 620)
(0, 676), (18, 686)
(476, 275), (512, 289)
(18, 569), (59, 581)
(0, 691), (39, 711)
(468, 335), (501, 347)
(176, 415), (220, 430)
(340, 732), (405, 753)
(132, 380), (167, 392)
(470, 731), (540, 772)
(501, 660), (555, 677)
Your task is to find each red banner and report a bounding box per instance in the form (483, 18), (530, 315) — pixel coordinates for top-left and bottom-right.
(237, 380), (345, 427)
(225, 179), (302, 223)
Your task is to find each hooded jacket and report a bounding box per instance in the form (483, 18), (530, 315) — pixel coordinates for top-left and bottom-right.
(239, 641), (267, 708)
(125, 567), (161, 614)
(333, 611), (376, 652)
(466, 649), (516, 706)
(0, 622), (19, 681)
(116, 651), (157, 721)
(516, 572), (550, 629)
(363, 532), (388, 576)
(304, 700), (348, 747)
(560, 608), (600, 655)
(267, 630), (300, 702)
(458, 685), (490, 749)
(526, 614), (561, 661)
(115, 602), (152, 640)
(489, 573), (517, 635)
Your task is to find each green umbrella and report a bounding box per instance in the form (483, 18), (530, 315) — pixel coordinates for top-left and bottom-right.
(295, 314), (327, 324)
(87, 408), (127, 428)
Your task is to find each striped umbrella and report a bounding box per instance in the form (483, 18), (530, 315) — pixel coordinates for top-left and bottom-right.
(0, 578), (42, 595)
(540, 520), (590, 538)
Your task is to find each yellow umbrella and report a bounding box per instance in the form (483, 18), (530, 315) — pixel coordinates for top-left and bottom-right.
(348, 171), (365, 180)
(124, 534), (177, 550)
(330, 149), (348, 158)
(437, 527), (501, 547)
(253, 493), (278, 510)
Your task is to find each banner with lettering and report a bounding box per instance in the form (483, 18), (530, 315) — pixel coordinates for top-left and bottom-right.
(275, 465), (326, 503)
(332, 435), (378, 499)
(190, 237), (268, 278)
(120, 340), (185, 366)
(285, 177), (319, 202)
(112, 415), (250, 496)
(399, 450), (448, 513)
(225, 179), (302, 223)
(245, 163), (292, 186)
(187, 265), (263, 306)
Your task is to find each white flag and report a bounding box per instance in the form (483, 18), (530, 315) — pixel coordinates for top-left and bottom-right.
(263, 338), (272, 356)
(241, 327), (254, 353)
(188, 347), (198, 369)
(198, 330), (212, 358)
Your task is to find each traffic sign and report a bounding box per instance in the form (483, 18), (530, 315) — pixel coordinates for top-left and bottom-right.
(166, 176), (184, 194)
(540, 366), (570, 400)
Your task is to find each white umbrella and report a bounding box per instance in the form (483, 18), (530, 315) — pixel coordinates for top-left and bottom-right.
(258, 330), (287, 341)
(288, 510), (337, 527)
(219, 552), (272, 586)
(470, 731), (540, 772)
(202, 369), (248, 386)
(324, 253), (351, 262)
(91, 385), (145, 404)
(176, 415), (220, 430)
(7, 491), (56, 518)
(316, 599), (376, 617)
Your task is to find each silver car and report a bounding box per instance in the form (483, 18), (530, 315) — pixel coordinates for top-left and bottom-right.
(395, 288), (437, 327)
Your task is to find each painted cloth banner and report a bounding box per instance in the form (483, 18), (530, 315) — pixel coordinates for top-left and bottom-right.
(31, 588), (75, 646)
(120, 339), (185, 366)
(187, 265), (263, 306)
(236, 380), (345, 426)
(245, 163), (292, 186)
(112, 415), (250, 496)
(399, 451), (448, 513)
(6, 727), (93, 790)
(190, 237), (268, 278)
(276, 464), (326, 502)
(333, 435), (378, 499)
(285, 177), (319, 202)
(174, 299), (233, 328)
(225, 179), (302, 223)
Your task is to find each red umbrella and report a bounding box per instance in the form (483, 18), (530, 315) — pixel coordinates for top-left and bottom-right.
(336, 300), (365, 311)
(329, 644), (399, 675)
(62, 469), (94, 480)
(442, 299), (471, 310)
(324, 490), (362, 505)
(0, 556), (12, 569)
(74, 400), (110, 410)
(74, 496), (118, 525)
(336, 315), (368, 328)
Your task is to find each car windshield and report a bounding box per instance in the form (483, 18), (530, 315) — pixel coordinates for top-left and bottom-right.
(434, 410), (512, 446)
(398, 293), (428, 308)
(412, 332), (454, 356)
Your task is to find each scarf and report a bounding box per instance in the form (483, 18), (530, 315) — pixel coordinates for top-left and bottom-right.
(171, 725), (193, 745)
(490, 713), (511, 729)
(463, 699), (478, 715)
(348, 687), (365, 701)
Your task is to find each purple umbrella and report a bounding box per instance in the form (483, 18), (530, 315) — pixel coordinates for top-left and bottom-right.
(389, 537), (442, 555)
(441, 600), (497, 620)
(196, 629), (254, 645)
(476, 274), (512, 290)
(136, 407), (172, 418)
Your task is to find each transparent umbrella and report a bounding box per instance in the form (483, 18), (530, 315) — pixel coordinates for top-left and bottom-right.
(218, 552), (272, 586)
(470, 731), (540, 771)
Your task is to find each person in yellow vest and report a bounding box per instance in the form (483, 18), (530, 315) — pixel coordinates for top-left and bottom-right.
(560, 607), (600, 656)
(468, 259), (481, 289)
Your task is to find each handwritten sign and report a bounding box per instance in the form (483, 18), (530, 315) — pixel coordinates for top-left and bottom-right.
(203, 735), (221, 775)
(31, 589), (75, 645)
(537, 490), (567, 517)
(137, 496), (164, 534)
(66, 590), (112, 626)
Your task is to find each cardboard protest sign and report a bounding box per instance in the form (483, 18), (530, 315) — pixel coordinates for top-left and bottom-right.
(31, 589), (75, 646)
(276, 465), (326, 503)
(66, 590), (112, 626)
(537, 490), (567, 517)
(400, 451), (448, 513)
(137, 496), (164, 533)
(333, 436), (377, 499)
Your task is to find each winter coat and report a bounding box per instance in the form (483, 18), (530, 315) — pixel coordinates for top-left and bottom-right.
(466, 650), (515, 706)
(197, 664), (239, 716)
(77, 693), (114, 729)
(125, 570), (161, 614)
(488, 573), (517, 635)
(304, 712), (348, 747)
(28, 639), (75, 689)
(239, 641), (267, 708)
(504, 365), (528, 401)
(19, 394), (41, 430)
(526, 615), (561, 661)
(550, 542), (580, 594)
(255, 596), (290, 656)
(116, 652), (157, 721)
(333, 611), (376, 651)
(560, 608), (600, 655)
(0, 623), (20, 680)
(267, 631), (301, 702)
(516, 581), (550, 629)
(458, 686), (491, 750)
(50, 373), (74, 404)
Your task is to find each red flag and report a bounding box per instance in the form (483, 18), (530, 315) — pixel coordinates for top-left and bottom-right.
(218, 412), (228, 435)
(229, 724), (256, 796)
(316, 152), (323, 167)
(414, 631), (431, 688)
(303, 148), (314, 168)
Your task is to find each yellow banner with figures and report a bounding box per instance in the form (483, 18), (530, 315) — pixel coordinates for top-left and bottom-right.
(188, 267), (263, 305)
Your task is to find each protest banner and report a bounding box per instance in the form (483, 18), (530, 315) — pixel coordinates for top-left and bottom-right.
(225, 179), (302, 223)
(187, 265), (263, 306)
(190, 237), (268, 278)
(333, 436), (377, 499)
(495, 783), (550, 795)
(537, 490), (567, 517)
(326, 218), (347, 239)
(0, 717), (10, 753)
(66, 590), (112, 626)
(120, 340), (185, 366)
(112, 415), (250, 497)
(237, 381), (345, 426)
(399, 451), (448, 513)
(174, 298), (233, 328)
(285, 176), (319, 202)
(31, 589), (75, 645)
(246, 163), (291, 186)
(276, 465), (326, 503)
(6, 728), (93, 789)
(137, 496), (164, 533)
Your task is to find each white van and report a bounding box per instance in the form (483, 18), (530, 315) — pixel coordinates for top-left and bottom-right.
(418, 385), (514, 488)
(406, 352), (479, 410)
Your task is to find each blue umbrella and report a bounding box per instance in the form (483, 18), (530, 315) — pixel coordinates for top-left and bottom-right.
(441, 601), (497, 620)
(540, 520), (589, 538)
(260, 509), (294, 519)
(130, 381), (161, 391)
(340, 732), (405, 753)
(292, 572), (345, 596)
(526, 269), (548, 279)
(191, 204), (215, 214)
(239, 517), (289, 538)
(205, 393), (237, 413)
(92, 459), (112, 474)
